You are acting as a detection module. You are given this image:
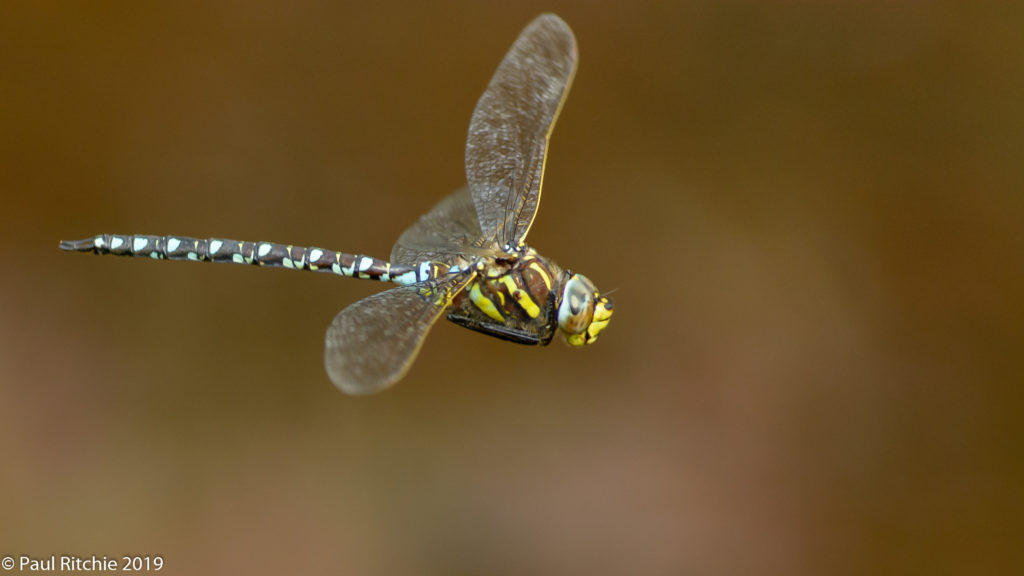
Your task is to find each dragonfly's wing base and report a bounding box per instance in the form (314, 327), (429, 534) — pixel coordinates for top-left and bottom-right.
(324, 272), (475, 395)
(391, 187), (499, 267)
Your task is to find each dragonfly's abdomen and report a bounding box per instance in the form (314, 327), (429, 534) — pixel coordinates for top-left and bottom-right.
(58, 234), (430, 284)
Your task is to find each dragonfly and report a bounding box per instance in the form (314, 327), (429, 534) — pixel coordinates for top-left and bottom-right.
(60, 13), (613, 395)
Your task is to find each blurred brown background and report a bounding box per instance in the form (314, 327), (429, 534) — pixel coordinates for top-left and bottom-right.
(2, 1), (1021, 574)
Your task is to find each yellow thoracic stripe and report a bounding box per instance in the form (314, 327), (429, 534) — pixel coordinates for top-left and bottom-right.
(499, 276), (540, 319)
(470, 282), (505, 322)
(528, 261), (552, 291)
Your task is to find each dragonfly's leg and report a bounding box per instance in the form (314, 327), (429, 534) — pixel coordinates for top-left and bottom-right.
(446, 313), (546, 345)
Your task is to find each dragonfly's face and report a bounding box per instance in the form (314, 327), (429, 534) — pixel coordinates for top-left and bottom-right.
(558, 274), (614, 346)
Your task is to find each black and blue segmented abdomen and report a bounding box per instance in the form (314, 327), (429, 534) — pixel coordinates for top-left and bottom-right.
(58, 234), (432, 285)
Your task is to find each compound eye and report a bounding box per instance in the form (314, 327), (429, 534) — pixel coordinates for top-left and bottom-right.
(569, 289), (587, 315)
(558, 275), (596, 335)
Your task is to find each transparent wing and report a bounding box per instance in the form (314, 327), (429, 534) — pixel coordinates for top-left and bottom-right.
(390, 187), (499, 267)
(465, 13), (577, 248)
(324, 272), (475, 395)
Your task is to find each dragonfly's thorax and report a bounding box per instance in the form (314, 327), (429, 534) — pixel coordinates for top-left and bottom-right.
(446, 247), (565, 345)
(445, 246), (613, 347)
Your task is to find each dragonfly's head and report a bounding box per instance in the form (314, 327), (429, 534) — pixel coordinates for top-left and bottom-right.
(558, 273), (614, 346)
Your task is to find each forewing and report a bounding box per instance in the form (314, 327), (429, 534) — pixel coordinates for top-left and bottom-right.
(390, 187), (497, 267)
(324, 272), (474, 395)
(465, 13), (577, 247)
